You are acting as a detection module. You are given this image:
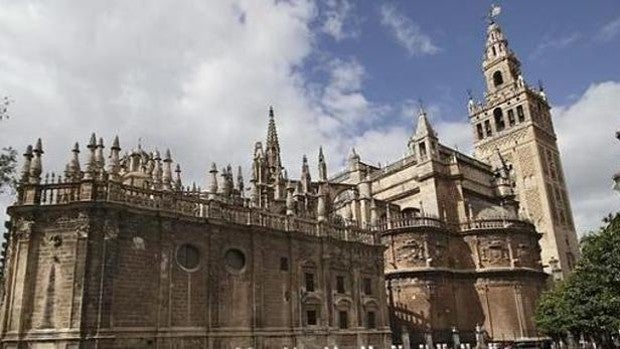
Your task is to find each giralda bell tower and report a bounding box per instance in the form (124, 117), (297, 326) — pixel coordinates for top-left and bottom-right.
(468, 13), (580, 278)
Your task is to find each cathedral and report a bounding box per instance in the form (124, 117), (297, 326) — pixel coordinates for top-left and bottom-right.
(0, 15), (578, 349)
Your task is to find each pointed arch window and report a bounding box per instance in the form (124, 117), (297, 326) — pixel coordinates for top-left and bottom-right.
(493, 71), (504, 87)
(517, 105), (525, 122)
(507, 109), (516, 126)
(484, 120), (492, 137)
(493, 108), (505, 131)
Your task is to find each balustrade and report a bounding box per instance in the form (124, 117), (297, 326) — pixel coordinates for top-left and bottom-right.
(18, 180), (381, 246)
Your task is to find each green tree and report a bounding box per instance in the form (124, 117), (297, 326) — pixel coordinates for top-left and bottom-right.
(535, 281), (572, 340)
(535, 213), (620, 347)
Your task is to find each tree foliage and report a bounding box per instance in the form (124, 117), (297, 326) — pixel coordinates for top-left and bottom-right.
(0, 147), (17, 194)
(535, 213), (620, 344)
(0, 96), (11, 121)
(0, 96), (17, 193)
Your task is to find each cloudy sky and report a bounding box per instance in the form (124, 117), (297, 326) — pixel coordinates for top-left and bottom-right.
(0, 0), (618, 235)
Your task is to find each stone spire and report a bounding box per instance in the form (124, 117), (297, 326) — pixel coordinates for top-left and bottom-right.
(237, 166), (244, 197)
(318, 146), (327, 182)
(408, 107), (438, 161)
(65, 142), (81, 181)
(413, 107), (436, 140)
(493, 148), (515, 198)
(265, 106), (282, 176)
(29, 138), (43, 184)
(285, 181), (295, 216)
(348, 147), (360, 171)
(174, 164), (182, 191)
(108, 136), (121, 180)
(152, 150), (162, 189)
(220, 166), (229, 196)
(84, 133), (97, 180)
(226, 164), (234, 196)
(95, 137), (105, 173)
(209, 163), (218, 196)
(20, 145), (33, 184)
(482, 14), (522, 93)
(300, 155), (311, 193)
(162, 149), (172, 190)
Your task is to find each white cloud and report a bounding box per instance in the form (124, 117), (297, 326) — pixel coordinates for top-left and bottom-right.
(553, 81), (620, 234)
(0, 1), (329, 210)
(530, 32), (581, 59)
(0, 0), (389, 221)
(351, 101), (473, 169)
(597, 15), (620, 42)
(0, 1), (615, 240)
(352, 126), (410, 167)
(321, 0), (358, 41)
(321, 58), (375, 125)
(379, 4), (439, 56)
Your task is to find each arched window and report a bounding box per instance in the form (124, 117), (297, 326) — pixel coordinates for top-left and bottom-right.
(493, 71), (504, 87)
(517, 105), (525, 122)
(493, 108), (505, 131)
(401, 207), (420, 219)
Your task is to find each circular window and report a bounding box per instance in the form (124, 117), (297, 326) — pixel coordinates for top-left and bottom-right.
(176, 244), (200, 271)
(224, 248), (246, 272)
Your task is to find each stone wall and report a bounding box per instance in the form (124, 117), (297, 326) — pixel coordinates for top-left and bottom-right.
(0, 203), (391, 349)
(383, 224), (545, 345)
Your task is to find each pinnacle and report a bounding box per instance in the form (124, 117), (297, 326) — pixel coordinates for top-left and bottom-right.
(266, 106), (280, 149)
(349, 147), (358, 159)
(88, 133), (96, 148)
(34, 138), (43, 153)
(414, 110), (436, 139)
(112, 135), (120, 150)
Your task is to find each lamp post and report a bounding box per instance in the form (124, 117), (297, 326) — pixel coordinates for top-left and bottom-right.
(614, 130), (620, 192)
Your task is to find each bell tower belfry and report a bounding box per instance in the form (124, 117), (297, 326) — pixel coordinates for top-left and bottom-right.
(468, 14), (580, 278)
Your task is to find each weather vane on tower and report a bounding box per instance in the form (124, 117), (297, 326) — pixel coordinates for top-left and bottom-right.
(487, 3), (502, 23)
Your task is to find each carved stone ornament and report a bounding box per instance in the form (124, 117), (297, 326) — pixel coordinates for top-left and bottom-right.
(515, 241), (532, 265)
(48, 234), (62, 248)
(431, 238), (448, 264)
(480, 238), (509, 264)
(102, 218), (119, 240)
(75, 212), (90, 238)
(396, 239), (425, 263)
(75, 221), (90, 239)
(14, 217), (35, 240)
